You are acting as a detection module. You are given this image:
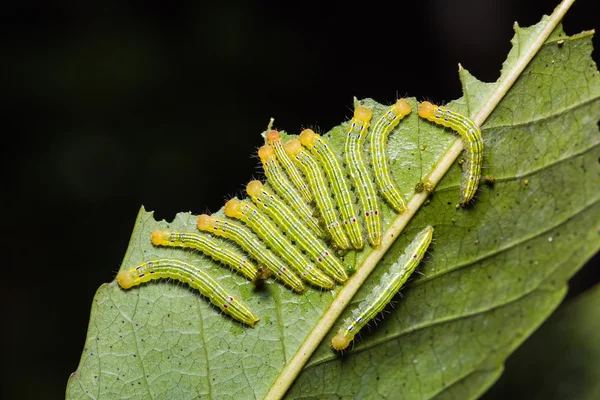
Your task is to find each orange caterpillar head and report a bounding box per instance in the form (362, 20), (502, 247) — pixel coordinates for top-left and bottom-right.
(246, 180), (263, 198)
(151, 230), (167, 246)
(299, 129), (317, 148)
(266, 129), (281, 143)
(116, 269), (136, 289)
(354, 106), (373, 122)
(197, 214), (216, 231)
(257, 145), (275, 162)
(284, 138), (303, 156)
(418, 101), (436, 119)
(392, 98), (413, 117)
(224, 199), (243, 218)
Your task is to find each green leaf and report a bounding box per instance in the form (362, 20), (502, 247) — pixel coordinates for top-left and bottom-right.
(67, 4), (600, 400)
(481, 284), (600, 400)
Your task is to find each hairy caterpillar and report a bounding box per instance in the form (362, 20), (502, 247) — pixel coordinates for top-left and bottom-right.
(284, 138), (351, 250)
(331, 226), (434, 350)
(299, 129), (364, 250)
(117, 258), (260, 327)
(344, 103), (382, 247)
(197, 214), (306, 293)
(266, 129), (313, 203)
(150, 230), (261, 282)
(224, 199), (335, 290)
(257, 144), (325, 238)
(369, 99), (412, 213)
(246, 180), (348, 283)
(417, 101), (483, 206)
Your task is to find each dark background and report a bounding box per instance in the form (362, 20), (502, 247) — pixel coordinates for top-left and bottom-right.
(2, 1), (598, 399)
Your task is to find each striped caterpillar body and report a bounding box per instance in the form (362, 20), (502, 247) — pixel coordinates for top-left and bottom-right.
(331, 226), (434, 350)
(246, 180), (348, 283)
(266, 129), (314, 203)
(257, 144), (326, 238)
(344, 104), (382, 247)
(197, 214), (306, 293)
(224, 199), (335, 290)
(116, 97), (481, 328)
(369, 99), (412, 213)
(151, 230), (260, 282)
(117, 258), (260, 327)
(417, 101), (483, 206)
(284, 138), (351, 250)
(299, 129), (364, 250)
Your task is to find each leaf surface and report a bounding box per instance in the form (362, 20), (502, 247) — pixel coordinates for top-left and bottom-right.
(482, 284), (600, 400)
(67, 9), (600, 400)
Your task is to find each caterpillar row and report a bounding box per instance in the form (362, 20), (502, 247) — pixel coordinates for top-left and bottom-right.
(116, 99), (482, 346)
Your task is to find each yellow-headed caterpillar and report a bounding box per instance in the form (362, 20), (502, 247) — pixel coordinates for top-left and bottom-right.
(266, 129), (313, 203)
(224, 199), (335, 290)
(117, 258), (260, 327)
(418, 101), (483, 206)
(151, 230), (261, 282)
(344, 103), (382, 247)
(331, 226), (433, 350)
(257, 144), (326, 238)
(246, 180), (348, 283)
(284, 138), (351, 250)
(369, 99), (412, 213)
(197, 214), (306, 293)
(299, 129), (364, 250)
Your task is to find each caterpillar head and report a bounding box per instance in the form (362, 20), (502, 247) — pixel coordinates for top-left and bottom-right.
(393, 98), (413, 117)
(116, 269), (137, 289)
(284, 139), (302, 156)
(257, 145), (275, 162)
(246, 180), (263, 198)
(299, 129), (318, 148)
(331, 330), (350, 351)
(224, 199), (243, 218)
(418, 101), (436, 119)
(354, 106), (373, 122)
(151, 230), (168, 246)
(197, 214), (217, 231)
(266, 129), (281, 143)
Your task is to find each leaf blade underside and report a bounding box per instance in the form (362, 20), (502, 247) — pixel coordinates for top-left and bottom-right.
(67, 11), (600, 400)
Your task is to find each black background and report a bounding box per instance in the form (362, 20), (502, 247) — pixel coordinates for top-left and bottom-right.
(2, 1), (598, 399)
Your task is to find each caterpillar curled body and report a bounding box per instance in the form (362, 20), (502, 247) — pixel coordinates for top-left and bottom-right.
(224, 199), (335, 290)
(417, 101), (483, 206)
(331, 226), (433, 350)
(300, 129), (364, 250)
(151, 230), (261, 282)
(258, 144), (325, 238)
(344, 104), (382, 247)
(246, 180), (348, 283)
(117, 258), (260, 327)
(197, 214), (306, 293)
(369, 99), (412, 213)
(284, 138), (351, 250)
